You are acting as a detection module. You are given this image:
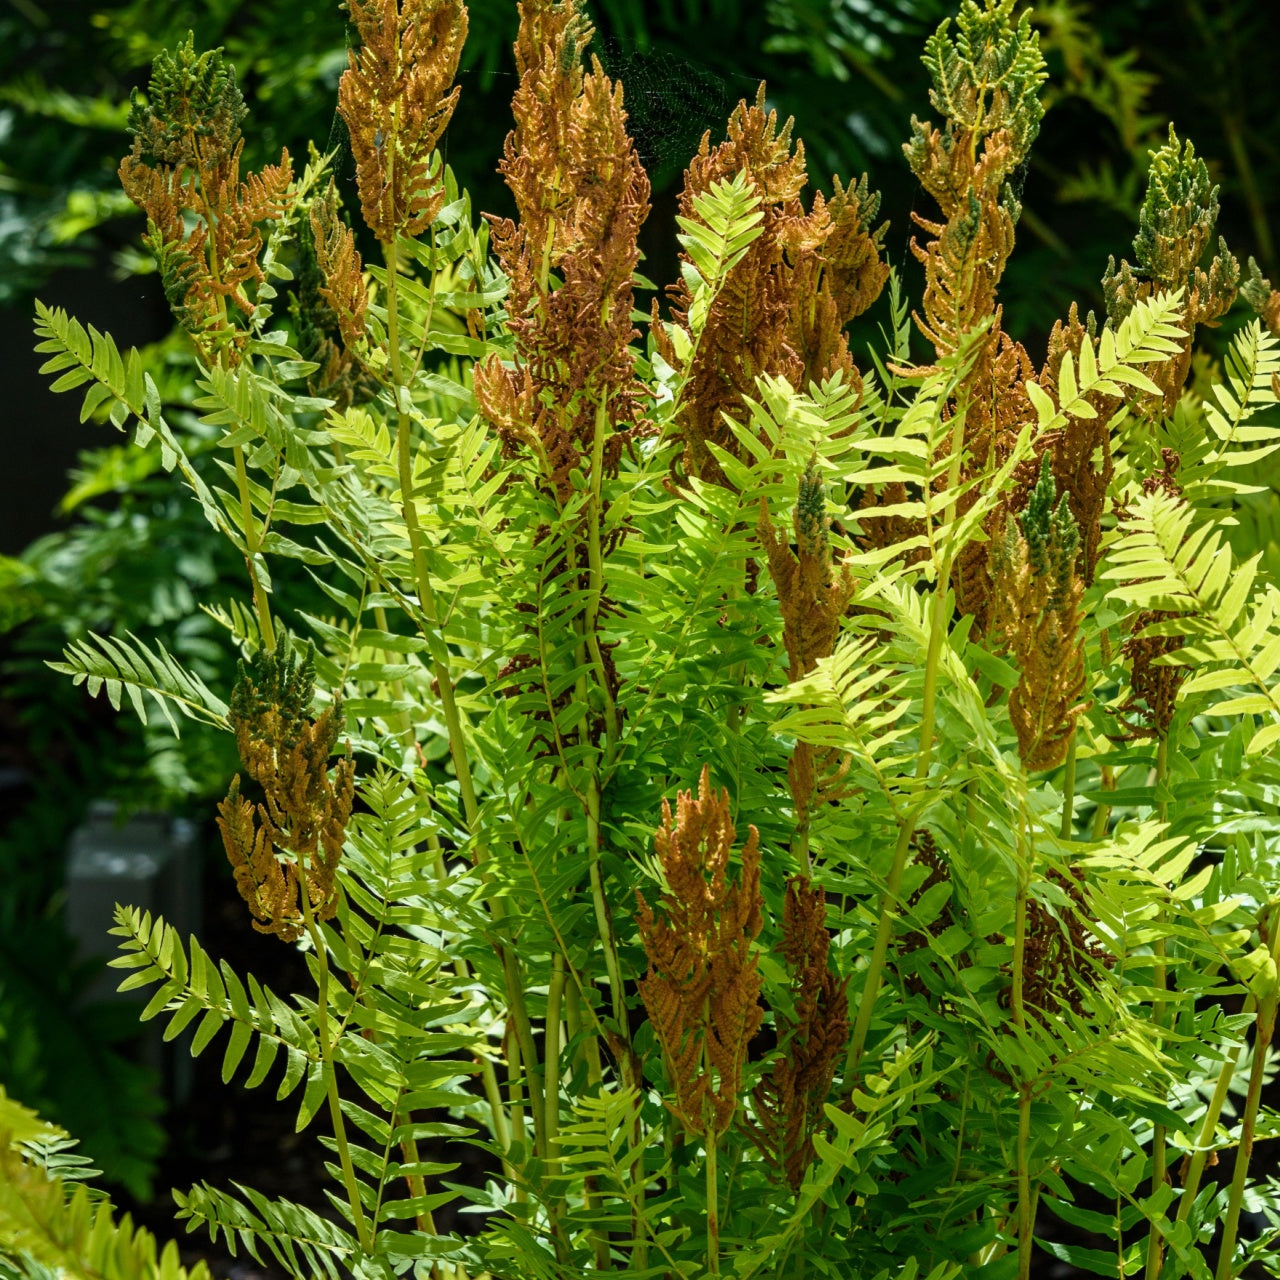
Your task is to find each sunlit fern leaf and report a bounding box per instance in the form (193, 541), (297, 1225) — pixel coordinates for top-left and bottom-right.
(556, 1085), (659, 1222)
(0, 1143), (211, 1280)
(199, 597), (261, 647)
(669, 171), (764, 344)
(48, 630), (229, 734)
(173, 1183), (355, 1280)
(17, 1136), (102, 1195)
(1024, 288), (1185, 429)
(108, 908), (321, 1109)
(1182, 320), (1280, 503)
(767, 636), (915, 810)
(32, 301), (229, 537)
(1104, 491), (1280, 754)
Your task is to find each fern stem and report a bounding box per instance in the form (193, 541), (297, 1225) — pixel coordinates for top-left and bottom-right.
(578, 397), (643, 1269)
(1059, 733), (1077, 840)
(566, 980), (612, 1271)
(585, 397), (620, 750)
(427, 831), (515, 1178)
(1176, 998), (1252, 1219)
(582, 396), (632, 1067)
(844, 401), (963, 1082)
(1015, 1085), (1033, 1280)
(1215, 1001), (1276, 1280)
(397, 1135), (437, 1237)
(1012, 783), (1034, 1280)
(200, 165), (275, 655)
(706, 1128), (720, 1275)
(545, 951), (566, 1163)
(1145, 733), (1172, 1280)
(299, 894), (373, 1252)
(846, 817), (914, 1078)
(384, 236), (547, 1168)
(233, 443), (276, 651)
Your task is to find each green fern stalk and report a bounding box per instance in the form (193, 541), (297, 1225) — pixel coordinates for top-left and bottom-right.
(298, 878), (372, 1252)
(1059, 734), (1077, 839)
(1176, 1005), (1251, 1216)
(1144, 733), (1172, 1280)
(846, 391), (969, 1080)
(1011, 788), (1033, 1280)
(1215, 1004), (1276, 1279)
(1214, 915), (1280, 1279)
(231, 444), (277, 651)
(384, 233), (547, 1168)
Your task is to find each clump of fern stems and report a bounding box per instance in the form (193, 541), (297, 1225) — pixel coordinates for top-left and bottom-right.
(9, 1), (1280, 1279)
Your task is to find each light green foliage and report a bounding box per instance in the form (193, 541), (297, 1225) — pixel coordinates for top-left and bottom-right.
(0, 1089), (208, 1280)
(9, 4), (1280, 1280)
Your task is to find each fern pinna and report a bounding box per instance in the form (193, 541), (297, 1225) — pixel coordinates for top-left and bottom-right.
(8, 0), (1280, 1278)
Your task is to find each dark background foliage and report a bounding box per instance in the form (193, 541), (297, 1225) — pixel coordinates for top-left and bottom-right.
(0, 0), (1276, 1250)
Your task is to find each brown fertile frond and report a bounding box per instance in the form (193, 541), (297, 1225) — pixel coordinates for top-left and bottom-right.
(220, 638), (353, 940)
(949, 332), (1042, 630)
(338, 0), (468, 242)
(989, 456), (1087, 771)
(636, 767), (764, 1138)
(747, 875), (849, 1192)
(1004, 867), (1114, 1020)
(120, 40), (294, 355)
(217, 775), (304, 941)
(207, 149), (294, 317)
(656, 86), (888, 484)
(310, 184), (370, 354)
(895, 7), (1049, 622)
(475, 0), (651, 503)
(759, 461), (857, 684)
(760, 461), (856, 828)
(1037, 304), (1117, 585)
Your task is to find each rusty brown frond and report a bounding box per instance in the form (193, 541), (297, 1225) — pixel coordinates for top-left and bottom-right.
(903, 0), (1044, 369)
(309, 183), (370, 354)
(990, 455), (1087, 771)
(216, 637), (353, 941)
(474, 0), (651, 504)
(119, 37), (293, 356)
(291, 196), (378, 410)
(747, 875), (849, 1192)
(893, 4), (1049, 625)
(1005, 867), (1113, 1019)
(760, 460), (856, 830)
(654, 86), (888, 484)
(338, 0), (468, 243)
(637, 767), (764, 1138)
(1037, 304), (1117, 586)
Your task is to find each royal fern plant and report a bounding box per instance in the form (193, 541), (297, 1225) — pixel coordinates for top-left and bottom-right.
(6, 1), (1280, 1278)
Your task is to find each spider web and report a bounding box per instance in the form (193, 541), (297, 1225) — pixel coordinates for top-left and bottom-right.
(590, 39), (754, 187)
(321, 37), (752, 195)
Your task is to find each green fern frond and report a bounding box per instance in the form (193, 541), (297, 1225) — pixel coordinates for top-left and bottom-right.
(32, 301), (230, 535)
(48, 631), (229, 734)
(1104, 491), (1280, 754)
(173, 1183), (353, 1280)
(556, 1086), (658, 1218)
(0, 1143), (210, 1280)
(1199, 320), (1280, 471)
(1025, 289), (1185, 428)
(108, 908), (321, 1108)
(672, 171), (764, 340)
